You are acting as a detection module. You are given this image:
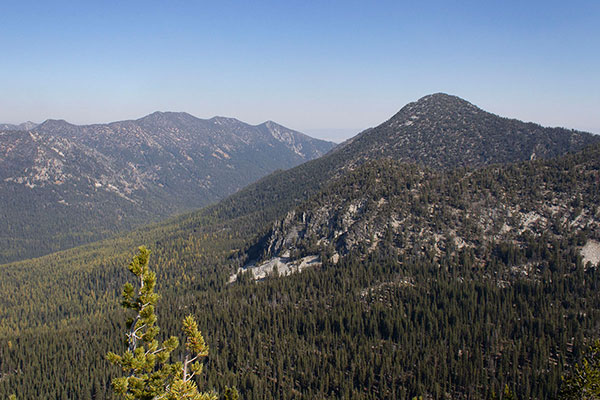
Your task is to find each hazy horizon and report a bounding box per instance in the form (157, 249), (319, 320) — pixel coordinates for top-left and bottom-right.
(2, 100), (599, 143)
(0, 111), (364, 143)
(1, 1), (599, 140)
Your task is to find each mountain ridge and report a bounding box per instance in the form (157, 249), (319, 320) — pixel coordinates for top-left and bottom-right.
(196, 93), (600, 236)
(0, 121), (38, 131)
(241, 144), (600, 278)
(333, 93), (599, 170)
(1, 94), (600, 399)
(0, 113), (335, 263)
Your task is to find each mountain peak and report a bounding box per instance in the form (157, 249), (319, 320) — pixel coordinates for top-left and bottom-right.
(21, 121), (38, 130)
(0, 121), (39, 131)
(35, 119), (76, 131)
(39, 118), (72, 125)
(209, 116), (243, 125)
(137, 111), (196, 123)
(416, 92), (469, 104)
(335, 93), (599, 169)
(389, 93), (480, 122)
(260, 120), (287, 130)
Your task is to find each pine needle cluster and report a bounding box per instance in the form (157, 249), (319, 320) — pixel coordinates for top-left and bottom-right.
(106, 246), (217, 400)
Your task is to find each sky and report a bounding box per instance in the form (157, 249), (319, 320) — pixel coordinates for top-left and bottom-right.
(1, 0), (599, 142)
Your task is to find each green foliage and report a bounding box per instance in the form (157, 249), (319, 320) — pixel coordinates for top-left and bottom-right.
(107, 247), (217, 400)
(561, 340), (600, 399)
(503, 384), (518, 400)
(1, 144), (600, 398)
(222, 387), (239, 400)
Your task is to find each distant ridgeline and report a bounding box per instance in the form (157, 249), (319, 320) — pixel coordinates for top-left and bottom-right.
(0, 113), (334, 263)
(0, 94), (599, 399)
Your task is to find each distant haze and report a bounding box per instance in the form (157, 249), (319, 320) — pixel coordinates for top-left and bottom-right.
(303, 128), (363, 143)
(0, 2), (598, 135)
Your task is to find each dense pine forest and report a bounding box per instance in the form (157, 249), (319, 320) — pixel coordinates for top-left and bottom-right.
(2, 0), (599, 392)
(1, 142), (599, 399)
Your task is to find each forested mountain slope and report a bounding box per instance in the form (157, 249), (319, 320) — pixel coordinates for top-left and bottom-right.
(0, 95), (599, 398)
(242, 144), (600, 280)
(2, 143), (599, 399)
(201, 93), (600, 224)
(0, 113), (334, 263)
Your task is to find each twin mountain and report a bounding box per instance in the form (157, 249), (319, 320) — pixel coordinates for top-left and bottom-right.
(1, 93), (597, 265)
(1, 93), (599, 399)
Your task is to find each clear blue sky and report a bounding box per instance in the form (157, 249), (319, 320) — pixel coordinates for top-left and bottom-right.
(1, 0), (599, 141)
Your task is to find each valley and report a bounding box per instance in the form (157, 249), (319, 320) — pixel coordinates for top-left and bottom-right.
(0, 113), (334, 263)
(0, 94), (599, 399)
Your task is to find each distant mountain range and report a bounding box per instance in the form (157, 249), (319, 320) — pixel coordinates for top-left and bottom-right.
(2, 93), (600, 399)
(0, 121), (38, 131)
(0, 112), (335, 263)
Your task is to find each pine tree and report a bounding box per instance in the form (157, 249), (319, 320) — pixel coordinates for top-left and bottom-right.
(106, 246), (217, 400)
(561, 340), (600, 399)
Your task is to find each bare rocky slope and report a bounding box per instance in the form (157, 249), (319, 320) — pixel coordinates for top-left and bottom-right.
(0, 113), (334, 263)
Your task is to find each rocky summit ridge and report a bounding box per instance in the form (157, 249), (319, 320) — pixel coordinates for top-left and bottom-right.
(334, 93), (598, 169)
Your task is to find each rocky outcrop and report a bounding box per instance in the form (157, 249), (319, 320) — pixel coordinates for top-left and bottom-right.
(246, 145), (600, 275)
